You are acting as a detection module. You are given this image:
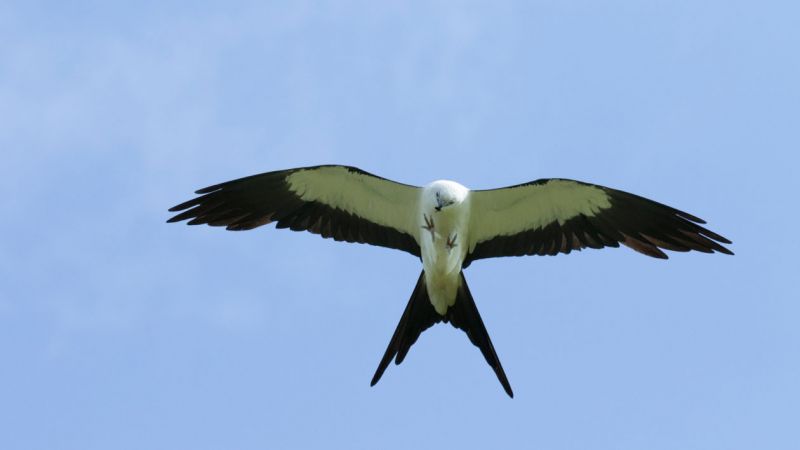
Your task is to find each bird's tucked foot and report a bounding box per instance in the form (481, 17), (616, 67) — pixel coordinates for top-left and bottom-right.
(446, 233), (458, 252)
(422, 214), (435, 240)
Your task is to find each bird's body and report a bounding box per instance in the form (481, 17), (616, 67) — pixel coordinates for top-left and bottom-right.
(168, 165), (733, 398)
(419, 180), (470, 315)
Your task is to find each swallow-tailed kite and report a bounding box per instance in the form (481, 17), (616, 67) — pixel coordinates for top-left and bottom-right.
(168, 165), (733, 397)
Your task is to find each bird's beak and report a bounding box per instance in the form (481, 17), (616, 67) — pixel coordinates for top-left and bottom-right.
(435, 205), (442, 212)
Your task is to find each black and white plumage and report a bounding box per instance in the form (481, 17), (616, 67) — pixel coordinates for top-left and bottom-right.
(168, 165), (733, 397)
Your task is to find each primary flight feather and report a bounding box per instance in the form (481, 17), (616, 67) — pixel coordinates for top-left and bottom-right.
(168, 164), (733, 397)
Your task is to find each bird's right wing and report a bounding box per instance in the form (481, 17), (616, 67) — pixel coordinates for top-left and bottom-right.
(168, 165), (423, 257)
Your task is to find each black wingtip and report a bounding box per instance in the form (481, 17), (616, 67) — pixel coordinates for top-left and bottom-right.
(715, 235), (734, 245)
(679, 212), (706, 224)
(194, 186), (218, 194)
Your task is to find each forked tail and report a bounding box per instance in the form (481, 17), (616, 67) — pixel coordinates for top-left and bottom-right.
(370, 270), (513, 397)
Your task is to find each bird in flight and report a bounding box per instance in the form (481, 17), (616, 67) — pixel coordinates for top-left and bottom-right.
(168, 165), (733, 397)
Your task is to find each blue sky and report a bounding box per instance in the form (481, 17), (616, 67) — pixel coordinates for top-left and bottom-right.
(2, 1), (799, 449)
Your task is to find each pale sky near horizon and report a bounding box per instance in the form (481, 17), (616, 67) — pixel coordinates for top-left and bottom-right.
(2, 1), (799, 449)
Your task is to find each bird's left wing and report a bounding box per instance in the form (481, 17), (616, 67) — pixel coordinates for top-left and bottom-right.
(465, 178), (732, 266)
(168, 165), (422, 256)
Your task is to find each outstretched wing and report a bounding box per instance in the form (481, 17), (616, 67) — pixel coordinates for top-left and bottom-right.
(465, 178), (732, 266)
(168, 165), (422, 256)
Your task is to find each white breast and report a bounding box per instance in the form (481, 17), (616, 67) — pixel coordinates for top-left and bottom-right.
(418, 181), (471, 315)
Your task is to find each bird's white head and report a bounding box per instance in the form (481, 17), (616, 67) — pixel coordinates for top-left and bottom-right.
(424, 180), (469, 213)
